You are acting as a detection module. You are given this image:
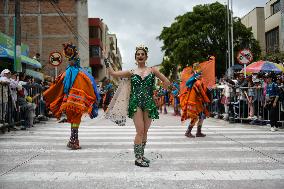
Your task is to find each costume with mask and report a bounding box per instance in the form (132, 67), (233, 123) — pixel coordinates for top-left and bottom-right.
(43, 43), (100, 150)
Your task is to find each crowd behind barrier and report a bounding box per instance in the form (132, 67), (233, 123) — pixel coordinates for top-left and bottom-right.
(0, 70), (50, 133)
(210, 84), (284, 127)
(1, 68), (284, 133)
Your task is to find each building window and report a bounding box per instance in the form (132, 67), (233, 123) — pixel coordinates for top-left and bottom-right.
(266, 27), (279, 53)
(90, 45), (101, 57)
(89, 26), (102, 39)
(271, 0), (280, 15)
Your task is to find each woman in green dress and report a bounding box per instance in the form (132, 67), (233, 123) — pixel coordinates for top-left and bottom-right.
(105, 45), (170, 167)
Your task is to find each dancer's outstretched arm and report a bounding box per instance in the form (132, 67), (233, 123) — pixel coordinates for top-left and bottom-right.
(104, 59), (132, 78)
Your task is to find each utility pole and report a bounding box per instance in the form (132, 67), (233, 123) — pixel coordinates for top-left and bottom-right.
(14, 0), (22, 72)
(226, 0), (231, 69)
(230, 0), (234, 66)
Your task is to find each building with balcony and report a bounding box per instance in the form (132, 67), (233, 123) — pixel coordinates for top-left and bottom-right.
(89, 18), (123, 83)
(89, 18), (103, 80)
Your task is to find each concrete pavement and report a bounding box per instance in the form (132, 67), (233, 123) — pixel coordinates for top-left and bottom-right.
(0, 109), (284, 189)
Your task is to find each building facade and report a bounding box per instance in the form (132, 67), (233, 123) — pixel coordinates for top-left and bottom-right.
(106, 33), (122, 83)
(241, 0), (284, 54)
(241, 7), (266, 54)
(0, 0), (89, 77)
(89, 18), (123, 83)
(89, 18), (103, 80)
(265, 0), (283, 53)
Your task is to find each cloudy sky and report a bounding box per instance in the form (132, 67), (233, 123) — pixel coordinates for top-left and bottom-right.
(88, 0), (267, 69)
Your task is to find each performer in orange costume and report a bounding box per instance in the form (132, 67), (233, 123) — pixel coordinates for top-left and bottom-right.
(44, 43), (100, 149)
(182, 63), (210, 138)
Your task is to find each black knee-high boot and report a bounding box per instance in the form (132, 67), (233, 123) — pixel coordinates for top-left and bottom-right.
(134, 144), (149, 167)
(196, 125), (206, 137)
(73, 128), (81, 149)
(185, 126), (195, 138)
(142, 142), (150, 163)
(67, 127), (81, 150)
(67, 128), (76, 148)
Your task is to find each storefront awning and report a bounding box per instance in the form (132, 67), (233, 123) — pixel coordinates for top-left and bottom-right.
(21, 55), (42, 69)
(0, 45), (42, 69)
(25, 69), (44, 81)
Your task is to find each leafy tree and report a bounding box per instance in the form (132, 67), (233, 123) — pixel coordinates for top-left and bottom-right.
(158, 2), (261, 77)
(263, 52), (284, 63)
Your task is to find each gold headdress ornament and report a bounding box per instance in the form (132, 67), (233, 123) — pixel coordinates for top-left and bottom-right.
(135, 44), (149, 54)
(62, 42), (78, 61)
(192, 62), (202, 73)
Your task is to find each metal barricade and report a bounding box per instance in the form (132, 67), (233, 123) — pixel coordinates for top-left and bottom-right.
(210, 87), (224, 118)
(209, 85), (284, 126)
(0, 82), (16, 132)
(24, 83), (45, 118)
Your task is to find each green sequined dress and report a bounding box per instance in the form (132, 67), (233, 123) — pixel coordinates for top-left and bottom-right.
(128, 73), (159, 119)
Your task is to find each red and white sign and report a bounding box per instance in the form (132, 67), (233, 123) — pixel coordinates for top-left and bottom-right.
(49, 52), (63, 67)
(237, 49), (253, 65)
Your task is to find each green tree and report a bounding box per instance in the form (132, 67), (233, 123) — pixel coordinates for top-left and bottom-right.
(158, 2), (261, 77)
(263, 52), (284, 63)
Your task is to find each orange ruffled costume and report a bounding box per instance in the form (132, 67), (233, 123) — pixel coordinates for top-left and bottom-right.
(180, 78), (210, 122)
(43, 72), (97, 124)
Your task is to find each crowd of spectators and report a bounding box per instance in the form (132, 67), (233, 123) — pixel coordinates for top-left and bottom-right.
(1, 67), (283, 133)
(0, 69), (50, 132)
(212, 71), (284, 131)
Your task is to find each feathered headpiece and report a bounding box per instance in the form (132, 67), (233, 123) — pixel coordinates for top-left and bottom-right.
(135, 44), (149, 54)
(62, 43), (78, 61)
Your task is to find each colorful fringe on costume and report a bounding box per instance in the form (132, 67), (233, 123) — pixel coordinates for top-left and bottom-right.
(180, 76), (210, 122)
(43, 70), (99, 124)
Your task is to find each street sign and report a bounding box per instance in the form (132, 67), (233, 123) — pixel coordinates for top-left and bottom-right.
(237, 49), (253, 65)
(49, 51), (62, 67)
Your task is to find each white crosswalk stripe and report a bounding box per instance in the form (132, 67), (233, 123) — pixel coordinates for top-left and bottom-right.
(0, 117), (284, 188)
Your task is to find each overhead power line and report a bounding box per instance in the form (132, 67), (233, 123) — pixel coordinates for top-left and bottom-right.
(49, 0), (89, 50)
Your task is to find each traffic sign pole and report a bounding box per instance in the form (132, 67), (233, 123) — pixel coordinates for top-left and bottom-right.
(55, 67), (58, 78)
(244, 64), (246, 78)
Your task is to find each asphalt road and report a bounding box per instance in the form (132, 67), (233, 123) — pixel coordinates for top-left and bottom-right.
(0, 109), (283, 189)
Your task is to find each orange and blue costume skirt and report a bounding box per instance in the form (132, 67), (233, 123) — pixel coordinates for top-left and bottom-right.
(43, 69), (100, 124)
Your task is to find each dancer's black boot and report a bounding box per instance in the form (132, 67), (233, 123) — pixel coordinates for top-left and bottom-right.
(73, 128), (81, 149)
(67, 128), (76, 148)
(185, 126), (195, 138)
(67, 127), (81, 150)
(196, 125), (206, 137)
(142, 141), (150, 163)
(134, 144), (149, 167)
